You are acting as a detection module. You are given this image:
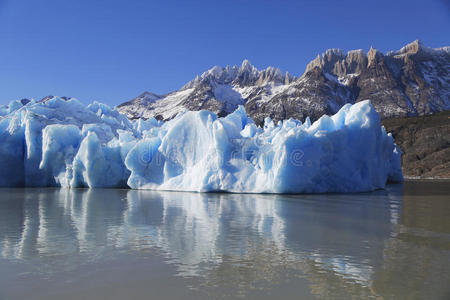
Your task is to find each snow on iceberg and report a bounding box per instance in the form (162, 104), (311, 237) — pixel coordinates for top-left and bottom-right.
(0, 96), (403, 192)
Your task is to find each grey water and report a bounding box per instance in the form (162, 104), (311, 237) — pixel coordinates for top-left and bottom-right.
(0, 182), (449, 300)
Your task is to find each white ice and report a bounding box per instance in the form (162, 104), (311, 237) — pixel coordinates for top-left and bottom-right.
(0, 96), (403, 192)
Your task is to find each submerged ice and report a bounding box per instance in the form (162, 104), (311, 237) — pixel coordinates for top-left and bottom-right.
(0, 97), (403, 193)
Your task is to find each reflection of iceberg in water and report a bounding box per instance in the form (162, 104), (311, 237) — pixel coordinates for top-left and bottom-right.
(1, 185), (449, 299)
(120, 191), (287, 278)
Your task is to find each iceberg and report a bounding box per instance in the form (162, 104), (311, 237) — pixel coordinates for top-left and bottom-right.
(0, 96), (403, 192)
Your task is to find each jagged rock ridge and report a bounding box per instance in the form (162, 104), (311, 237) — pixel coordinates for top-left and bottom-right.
(118, 40), (450, 125)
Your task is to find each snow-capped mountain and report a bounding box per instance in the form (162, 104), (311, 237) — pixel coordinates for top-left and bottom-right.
(118, 40), (450, 125)
(118, 59), (296, 122)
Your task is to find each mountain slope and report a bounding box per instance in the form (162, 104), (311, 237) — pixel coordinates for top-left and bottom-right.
(118, 60), (296, 121)
(118, 40), (450, 125)
(382, 111), (450, 178)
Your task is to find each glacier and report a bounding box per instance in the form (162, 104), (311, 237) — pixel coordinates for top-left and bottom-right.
(0, 97), (403, 193)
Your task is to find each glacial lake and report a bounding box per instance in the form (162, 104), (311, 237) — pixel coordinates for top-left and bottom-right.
(0, 181), (449, 299)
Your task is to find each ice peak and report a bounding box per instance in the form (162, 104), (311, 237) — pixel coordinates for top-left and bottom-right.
(0, 98), (404, 191)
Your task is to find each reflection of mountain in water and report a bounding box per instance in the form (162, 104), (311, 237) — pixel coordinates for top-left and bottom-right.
(0, 184), (449, 299)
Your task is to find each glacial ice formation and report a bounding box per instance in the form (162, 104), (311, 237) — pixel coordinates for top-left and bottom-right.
(0, 97), (403, 192)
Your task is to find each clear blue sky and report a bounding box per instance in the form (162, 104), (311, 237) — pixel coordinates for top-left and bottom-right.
(0, 0), (449, 106)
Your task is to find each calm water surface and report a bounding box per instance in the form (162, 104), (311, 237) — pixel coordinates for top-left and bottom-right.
(0, 181), (449, 299)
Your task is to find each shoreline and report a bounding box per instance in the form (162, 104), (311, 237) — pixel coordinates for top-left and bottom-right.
(404, 177), (450, 182)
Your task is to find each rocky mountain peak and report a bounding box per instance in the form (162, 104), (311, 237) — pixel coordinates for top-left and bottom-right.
(181, 59), (290, 90)
(395, 39), (424, 56)
(139, 91), (162, 98)
(406, 39), (423, 52)
(284, 71), (294, 84)
(239, 59), (258, 73)
(387, 40), (450, 60)
(305, 48), (345, 74)
(255, 66), (284, 85)
(117, 91), (162, 110)
(233, 59), (259, 87)
(305, 48), (370, 77)
(119, 40), (449, 126)
(345, 49), (367, 65)
(181, 65), (235, 89)
(136, 91), (163, 102)
(331, 49), (368, 77)
(367, 47), (383, 66)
